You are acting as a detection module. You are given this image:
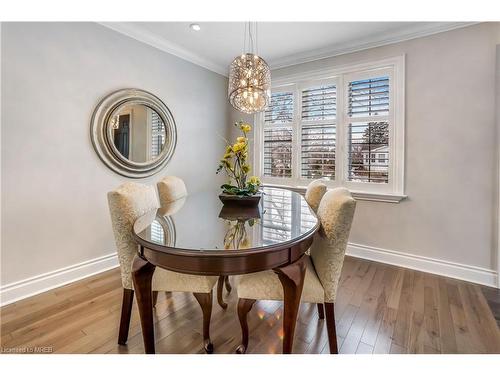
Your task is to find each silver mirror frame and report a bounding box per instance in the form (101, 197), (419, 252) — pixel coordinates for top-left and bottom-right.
(90, 88), (177, 178)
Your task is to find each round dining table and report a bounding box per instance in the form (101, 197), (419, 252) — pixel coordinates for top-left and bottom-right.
(132, 187), (319, 354)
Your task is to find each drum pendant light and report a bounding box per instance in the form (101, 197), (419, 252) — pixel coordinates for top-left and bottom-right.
(228, 22), (271, 114)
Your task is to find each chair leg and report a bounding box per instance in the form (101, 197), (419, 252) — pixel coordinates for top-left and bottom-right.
(152, 291), (159, 307)
(118, 288), (134, 345)
(236, 298), (256, 354)
(193, 291), (214, 353)
(216, 276), (228, 309)
(224, 276), (232, 293)
(324, 302), (338, 354)
(317, 303), (325, 319)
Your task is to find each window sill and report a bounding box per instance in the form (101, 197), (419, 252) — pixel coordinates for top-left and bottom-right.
(263, 184), (407, 203)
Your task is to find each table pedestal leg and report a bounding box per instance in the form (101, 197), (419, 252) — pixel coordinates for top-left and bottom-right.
(132, 255), (156, 354)
(274, 256), (306, 354)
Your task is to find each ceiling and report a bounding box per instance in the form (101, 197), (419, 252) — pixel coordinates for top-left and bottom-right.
(101, 22), (474, 76)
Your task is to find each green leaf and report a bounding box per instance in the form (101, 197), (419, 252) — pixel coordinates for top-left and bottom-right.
(221, 184), (238, 190)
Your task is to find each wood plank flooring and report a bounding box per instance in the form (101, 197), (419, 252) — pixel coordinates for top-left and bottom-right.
(1, 256), (499, 354)
(481, 286), (500, 328)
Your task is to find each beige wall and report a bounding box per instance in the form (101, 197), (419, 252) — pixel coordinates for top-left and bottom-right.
(273, 23), (500, 271)
(496, 44), (500, 277)
(1, 22), (499, 290)
(1, 22), (228, 285)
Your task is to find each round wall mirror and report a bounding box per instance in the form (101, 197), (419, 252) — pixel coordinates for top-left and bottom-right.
(90, 89), (177, 178)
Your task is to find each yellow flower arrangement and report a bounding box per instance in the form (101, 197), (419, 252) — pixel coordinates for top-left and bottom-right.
(241, 124), (251, 133)
(249, 176), (260, 185)
(232, 142), (245, 153)
(216, 121), (261, 196)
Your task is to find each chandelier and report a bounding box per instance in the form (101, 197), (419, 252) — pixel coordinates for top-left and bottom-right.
(228, 22), (271, 114)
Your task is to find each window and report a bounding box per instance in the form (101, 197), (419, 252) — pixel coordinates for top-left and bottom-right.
(150, 220), (164, 243)
(263, 92), (294, 178)
(254, 56), (405, 200)
(261, 188), (317, 244)
(150, 110), (165, 158)
(261, 188), (292, 244)
(347, 76), (389, 184)
(300, 83), (336, 180)
(265, 92), (294, 124)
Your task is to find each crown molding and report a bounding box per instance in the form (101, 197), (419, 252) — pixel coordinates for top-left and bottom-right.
(270, 22), (478, 69)
(99, 22), (478, 77)
(270, 22), (479, 69)
(98, 22), (228, 76)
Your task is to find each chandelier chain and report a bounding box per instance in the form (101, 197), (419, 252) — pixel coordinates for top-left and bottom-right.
(255, 22), (258, 56)
(243, 22), (247, 55)
(249, 22), (254, 54)
(229, 21), (271, 114)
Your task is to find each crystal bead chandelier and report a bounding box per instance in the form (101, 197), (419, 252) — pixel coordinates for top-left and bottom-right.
(228, 22), (271, 114)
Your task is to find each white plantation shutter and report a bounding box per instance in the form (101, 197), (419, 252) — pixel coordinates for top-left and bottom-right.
(261, 189), (292, 244)
(300, 84), (336, 179)
(301, 85), (336, 121)
(347, 76), (390, 183)
(263, 127), (293, 178)
(300, 198), (318, 232)
(265, 92), (294, 124)
(150, 220), (165, 243)
(256, 58), (404, 197)
(348, 77), (389, 117)
(150, 111), (165, 158)
(347, 121), (389, 183)
(262, 189), (317, 244)
(263, 91), (294, 178)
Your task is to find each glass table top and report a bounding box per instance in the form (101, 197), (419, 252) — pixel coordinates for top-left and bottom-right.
(133, 187), (319, 253)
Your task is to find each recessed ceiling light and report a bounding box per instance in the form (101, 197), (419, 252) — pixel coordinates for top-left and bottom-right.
(190, 23), (201, 31)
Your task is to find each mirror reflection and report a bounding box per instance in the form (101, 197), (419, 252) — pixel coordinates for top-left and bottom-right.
(109, 104), (166, 163)
(135, 188), (319, 251)
(148, 216), (176, 247)
(219, 205), (261, 250)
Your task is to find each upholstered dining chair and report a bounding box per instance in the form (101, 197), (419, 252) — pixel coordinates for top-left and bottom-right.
(236, 188), (356, 353)
(304, 179), (327, 213)
(303, 178), (327, 262)
(156, 175), (232, 309)
(107, 182), (218, 353)
(304, 179), (327, 316)
(157, 175), (188, 204)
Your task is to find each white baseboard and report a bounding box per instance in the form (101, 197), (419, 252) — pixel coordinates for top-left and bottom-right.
(0, 243), (497, 307)
(0, 253), (119, 307)
(347, 243), (498, 288)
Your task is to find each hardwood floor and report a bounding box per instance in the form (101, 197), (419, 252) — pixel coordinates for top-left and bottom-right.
(1, 256), (499, 354)
(481, 286), (500, 328)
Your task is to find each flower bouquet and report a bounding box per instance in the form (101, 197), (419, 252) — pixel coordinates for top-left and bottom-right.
(216, 121), (262, 206)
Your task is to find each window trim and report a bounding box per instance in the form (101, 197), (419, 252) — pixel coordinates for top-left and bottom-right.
(254, 55), (406, 202)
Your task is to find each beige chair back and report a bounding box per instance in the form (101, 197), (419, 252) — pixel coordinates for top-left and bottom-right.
(304, 179), (327, 213)
(107, 182), (159, 289)
(310, 188), (356, 302)
(157, 176), (187, 206)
